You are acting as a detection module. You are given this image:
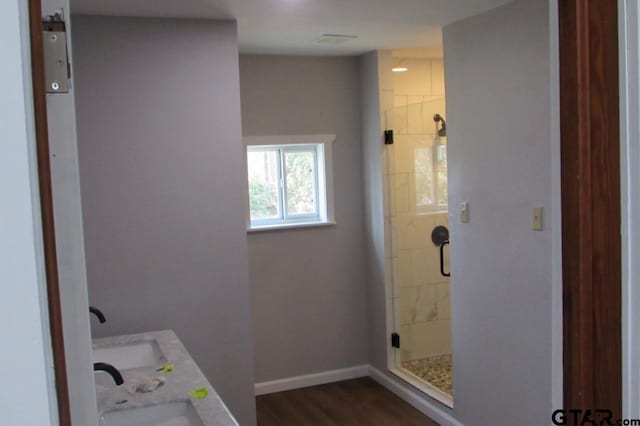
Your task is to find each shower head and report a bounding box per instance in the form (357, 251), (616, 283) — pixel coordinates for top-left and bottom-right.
(433, 113), (447, 137)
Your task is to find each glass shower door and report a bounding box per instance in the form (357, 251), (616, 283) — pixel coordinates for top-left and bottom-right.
(384, 99), (454, 403)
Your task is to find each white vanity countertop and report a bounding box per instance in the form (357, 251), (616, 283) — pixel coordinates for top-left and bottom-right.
(93, 329), (238, 426)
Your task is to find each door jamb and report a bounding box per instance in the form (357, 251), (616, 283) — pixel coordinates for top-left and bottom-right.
(27, 0), (71, 424)
(618, 0), (640, 418)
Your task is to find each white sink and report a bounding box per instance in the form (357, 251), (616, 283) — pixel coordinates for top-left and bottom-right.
(101, 401), (204, 426)
(93, 339), (166, 371)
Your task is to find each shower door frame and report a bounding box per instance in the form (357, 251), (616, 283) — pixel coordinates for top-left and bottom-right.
(383, 99), (454, 408)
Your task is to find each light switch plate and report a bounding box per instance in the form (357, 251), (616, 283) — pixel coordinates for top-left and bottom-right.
(532, 206), (544, 231)
(460, 202), (469, 223)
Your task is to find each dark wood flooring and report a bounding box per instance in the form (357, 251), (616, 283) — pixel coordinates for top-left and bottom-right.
(256, 378), (439, 426)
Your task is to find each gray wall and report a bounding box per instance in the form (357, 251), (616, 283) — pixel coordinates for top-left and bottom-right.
(359, 51), (388, 371)
(361, 1), (555, 424)
(444, 0), (553, 424)
(239, 55), (369, 382)
(72, 16), (256, 425)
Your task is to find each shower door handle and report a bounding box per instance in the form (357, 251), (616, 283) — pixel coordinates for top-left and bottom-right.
(440, 240), (450, 277)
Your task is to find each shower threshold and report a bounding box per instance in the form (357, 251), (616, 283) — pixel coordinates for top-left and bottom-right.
(403, 354), (453, 395)
(390, 354), (454, 408)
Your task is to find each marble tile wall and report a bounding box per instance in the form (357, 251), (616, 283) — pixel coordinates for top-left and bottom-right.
(385, 58), (452, 363)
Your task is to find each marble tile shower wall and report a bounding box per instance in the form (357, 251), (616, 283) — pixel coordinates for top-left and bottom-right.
(384, 58), (452, 363)
(393, 58), (445, 109)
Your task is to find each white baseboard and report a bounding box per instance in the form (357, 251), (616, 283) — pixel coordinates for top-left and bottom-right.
(368, 366), (463, 426)
(254, 365), (370, 396)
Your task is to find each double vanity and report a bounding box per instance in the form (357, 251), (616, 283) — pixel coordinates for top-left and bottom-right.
(93, 330), (238, 426)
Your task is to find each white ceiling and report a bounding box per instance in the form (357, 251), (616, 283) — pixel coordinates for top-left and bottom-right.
(70, 0), (513, 56)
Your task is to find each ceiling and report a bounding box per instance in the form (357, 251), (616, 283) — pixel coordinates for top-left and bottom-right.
(70, 0), (513, 56)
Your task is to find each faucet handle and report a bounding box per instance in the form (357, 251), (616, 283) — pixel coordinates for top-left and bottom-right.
(89, 306), (106, 323)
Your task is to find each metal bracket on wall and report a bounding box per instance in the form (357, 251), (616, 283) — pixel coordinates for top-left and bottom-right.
(384, 130), (394, 145)
(42, 13), (70, 93)
(391, 332), (400, 348)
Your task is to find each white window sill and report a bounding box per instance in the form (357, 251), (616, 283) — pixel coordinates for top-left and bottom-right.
(247, 221), (336, 233)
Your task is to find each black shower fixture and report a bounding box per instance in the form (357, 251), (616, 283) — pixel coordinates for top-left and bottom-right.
(433, 113), (447, 137)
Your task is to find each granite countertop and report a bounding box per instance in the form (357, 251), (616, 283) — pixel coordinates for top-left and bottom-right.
(93, 329), (238, 425)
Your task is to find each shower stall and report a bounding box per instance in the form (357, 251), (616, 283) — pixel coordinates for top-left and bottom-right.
(384, 97), (453, 405)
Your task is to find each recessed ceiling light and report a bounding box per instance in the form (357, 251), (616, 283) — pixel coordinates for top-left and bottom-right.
(392, 67), (409, 72)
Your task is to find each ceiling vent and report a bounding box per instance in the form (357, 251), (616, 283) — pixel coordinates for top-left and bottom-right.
(315, 34), (358, 45)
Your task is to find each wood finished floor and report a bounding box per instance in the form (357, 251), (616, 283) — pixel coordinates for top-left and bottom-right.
(256, 378), (439, 426)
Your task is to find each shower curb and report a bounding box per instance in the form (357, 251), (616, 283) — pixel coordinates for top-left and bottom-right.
(369, 366), (463, 426)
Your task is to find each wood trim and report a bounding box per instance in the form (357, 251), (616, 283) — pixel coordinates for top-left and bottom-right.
(559, 0), (593, 410)
(559, 0), (622, 415)
(27, 1), (72, 424)
(589, 0), (622, 412)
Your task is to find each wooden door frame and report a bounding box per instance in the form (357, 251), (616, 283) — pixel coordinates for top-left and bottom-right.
(559, 0), (622, 416)
(28, 0), (72, 424)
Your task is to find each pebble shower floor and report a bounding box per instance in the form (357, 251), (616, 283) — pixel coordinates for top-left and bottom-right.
(402, 354), (453, 396)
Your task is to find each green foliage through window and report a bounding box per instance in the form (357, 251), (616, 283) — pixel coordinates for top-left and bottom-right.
(413, 139), (448, 211)
(285, 152), (316, 215)
(247, 144), (322, 226)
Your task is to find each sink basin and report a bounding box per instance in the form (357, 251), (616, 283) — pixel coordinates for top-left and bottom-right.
(101, 401), (204, 426)
(93, 339), (166, 371)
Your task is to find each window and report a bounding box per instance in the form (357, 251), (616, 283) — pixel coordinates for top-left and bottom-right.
(414, 137), (448, 212)
(245, 135), (335, 230)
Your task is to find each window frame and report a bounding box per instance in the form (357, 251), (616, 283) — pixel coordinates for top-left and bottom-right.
(244, 135), (336, 232)
(282, 145), (320, 222)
